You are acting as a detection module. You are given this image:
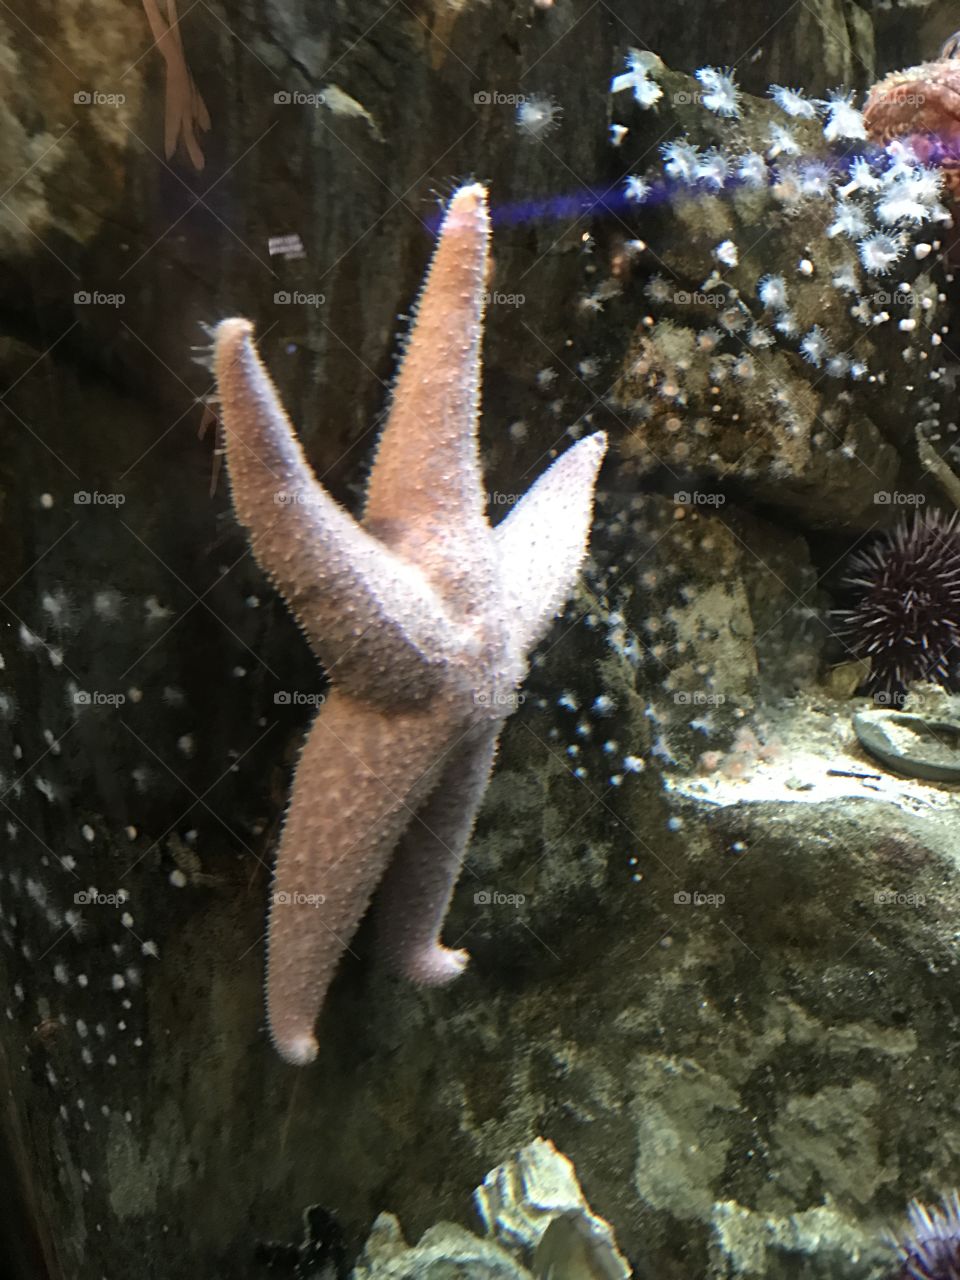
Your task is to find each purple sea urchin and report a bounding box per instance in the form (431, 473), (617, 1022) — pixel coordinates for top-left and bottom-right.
(891, 1190), (960, 1280)
(838, 512), (960, 700)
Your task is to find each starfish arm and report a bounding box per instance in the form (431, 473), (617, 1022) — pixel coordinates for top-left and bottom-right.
(363, 185), (492, 569)
(192, 80), (212, 133)
(141, 0), (179, 159)
(494, 431), (608, 652)
(214, 318), (454, 694)
(374, 725), (500, 985)
(142, 0), (205, 167)
(266, 690), (455, 1065)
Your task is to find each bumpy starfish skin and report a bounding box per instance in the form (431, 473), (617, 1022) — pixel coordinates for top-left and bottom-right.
(213, 185), (607, 1065)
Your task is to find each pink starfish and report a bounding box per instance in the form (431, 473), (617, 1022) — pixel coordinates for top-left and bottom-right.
(213, 185), (607, 1065)
(141, 0), (211, 171)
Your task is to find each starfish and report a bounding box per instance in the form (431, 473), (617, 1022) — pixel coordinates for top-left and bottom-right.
(213, 184), (607, 1065)
(141, 0), (211, 171)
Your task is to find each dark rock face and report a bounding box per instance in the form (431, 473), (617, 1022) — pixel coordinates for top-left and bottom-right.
(1, 3), (957, 1279)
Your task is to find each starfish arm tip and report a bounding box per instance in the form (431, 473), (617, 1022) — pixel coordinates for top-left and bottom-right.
(214, 315), (255, 357)
(405, 944), (470, 986)
(446, 181), (489, 223)
(273, 1029), (320, 1067)
(576, 430), (609, 470)
(493, 429), (608, 650)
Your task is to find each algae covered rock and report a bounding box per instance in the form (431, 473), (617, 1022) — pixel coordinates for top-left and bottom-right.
(352, 1139), (630, 1280)
(605, 58), (952, 529)
(353, 1215), (529, 1280)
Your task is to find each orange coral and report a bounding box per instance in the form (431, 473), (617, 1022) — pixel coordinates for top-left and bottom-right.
(864, 33), (960, 196)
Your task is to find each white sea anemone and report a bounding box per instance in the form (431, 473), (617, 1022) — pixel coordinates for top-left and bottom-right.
(611, 49), (664, 107)
(821, 90), (866, 142)
(661, 139), (700, 183)
(737, 151), (769, 188)
(624, 174), (650, 203)
(769, 84), (818, 118)
(758, 274), (789, 311)
(767, 123), (801, 158)
(695, 66), (741, 118)
(697, 148), (730, 189)
(827, 200), (870, 239)
(515, 94), (563, 138)
(858, 232), (905, 274)
(800, 324), (831, 367)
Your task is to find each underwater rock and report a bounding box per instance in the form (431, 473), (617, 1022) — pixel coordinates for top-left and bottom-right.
(853, 707), (960, 780)
(474, 1138), (631, 1280)
(255, 1204), (347, 1279)
(352, 1215), (530, 1280)
(458, 766), (959, 1278)
(710, 1199), (889, 1278)
(566, 491), (828, 768)
(432, 563), (960, 1279)
(608, 60), (952, 529)
(615, 317), (901, 528)
(352, 1139), (629, 1280)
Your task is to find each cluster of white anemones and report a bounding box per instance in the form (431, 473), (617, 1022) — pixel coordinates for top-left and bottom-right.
(609, 53), (951, 387)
